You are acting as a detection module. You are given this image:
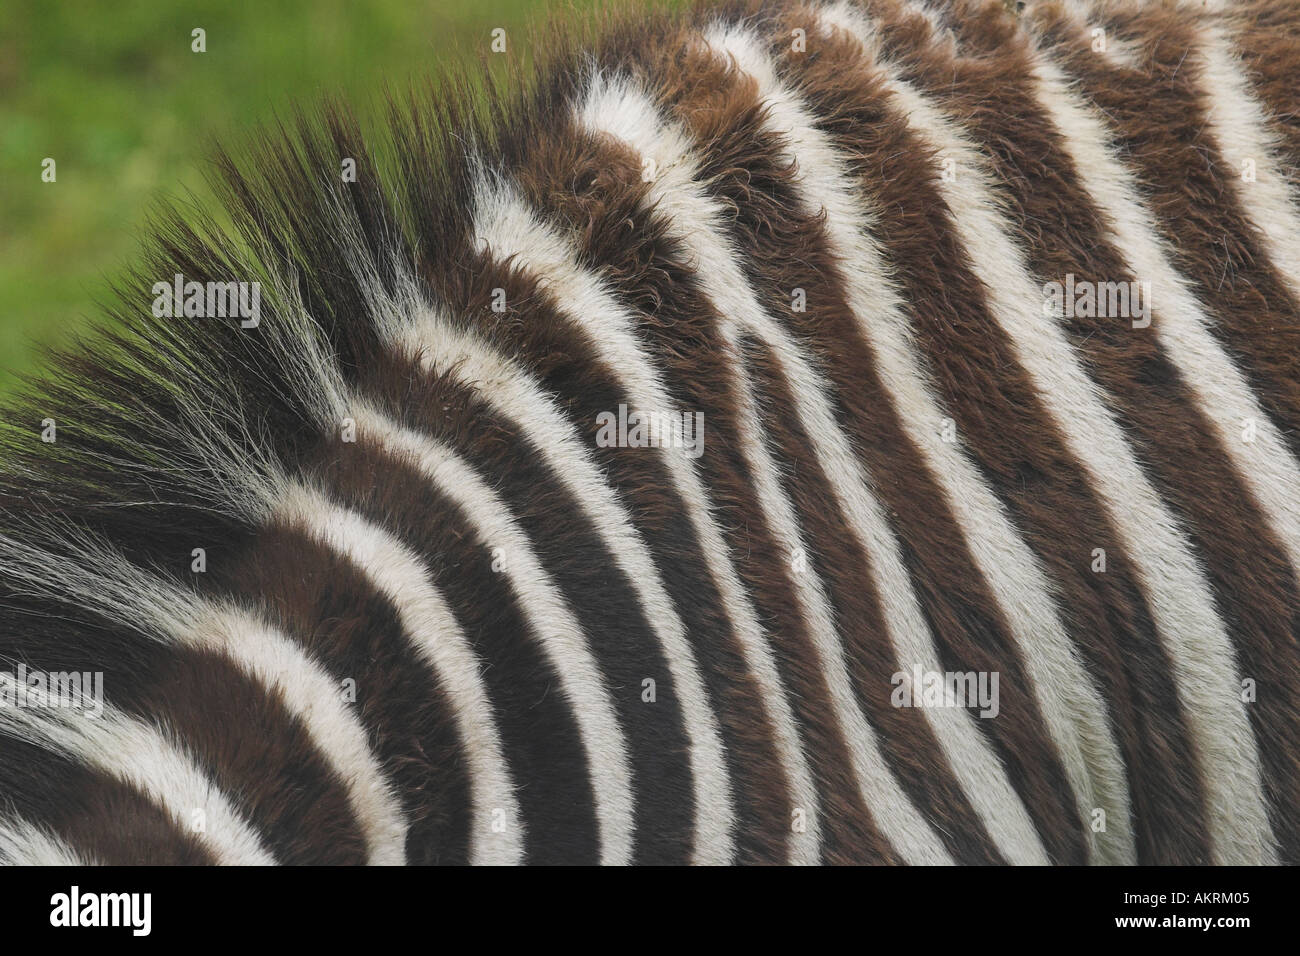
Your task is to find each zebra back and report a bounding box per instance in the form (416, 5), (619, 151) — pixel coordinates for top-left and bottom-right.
(1, 0), (1298, 865)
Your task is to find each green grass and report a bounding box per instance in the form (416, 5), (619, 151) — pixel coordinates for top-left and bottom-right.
(0, 0), (587, 397)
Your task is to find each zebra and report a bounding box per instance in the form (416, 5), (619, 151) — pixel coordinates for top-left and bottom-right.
(0, 0), (1297, 865)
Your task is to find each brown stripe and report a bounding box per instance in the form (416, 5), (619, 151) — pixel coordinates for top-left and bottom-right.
(1019, 0), (1300, 864)
(859, 0), (1300, 860)
(410, 222), (794, 862)
(726, 338), (900, 864)
(746, 336), (1008, 864)
(765, 2), (1105, 862)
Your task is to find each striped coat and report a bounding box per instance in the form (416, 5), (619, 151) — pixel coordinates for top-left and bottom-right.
(1, 0), (1298, 865)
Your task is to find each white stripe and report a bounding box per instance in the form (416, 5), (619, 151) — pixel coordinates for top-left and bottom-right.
(347, 403), (636, 865)
(1055, 0), (1146, 69)
(579, 76), (1010, 865)
(274, 485), (523, 866)
(0, 818), (95, 866)
(470, 177), (822, 863)
(1198, 22), (1300, 573)
(0, 676), (275, 865)
(1200, 20), (1300, 294)
(713, 12), (1135, 862)
(823, 4), (1274, 863)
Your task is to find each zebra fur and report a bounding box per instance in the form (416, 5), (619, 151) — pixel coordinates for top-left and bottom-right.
(1, 0), (1298, 864)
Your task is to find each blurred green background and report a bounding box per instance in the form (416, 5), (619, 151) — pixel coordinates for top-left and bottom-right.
(0, 0), (618, 398)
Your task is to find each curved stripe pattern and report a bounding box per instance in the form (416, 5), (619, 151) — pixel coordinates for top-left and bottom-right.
(346, 404), (637, 864)
(274, 484), (523, 866)
(0, 0), (1296, 866)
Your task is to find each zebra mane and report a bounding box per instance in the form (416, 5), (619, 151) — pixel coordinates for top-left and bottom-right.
(0, 8), (557, 569)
